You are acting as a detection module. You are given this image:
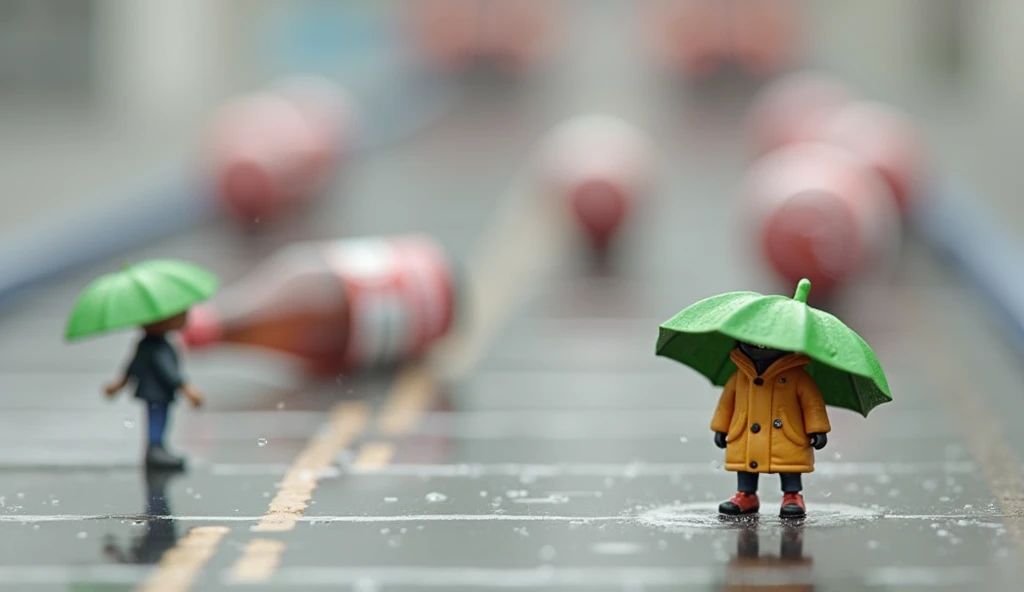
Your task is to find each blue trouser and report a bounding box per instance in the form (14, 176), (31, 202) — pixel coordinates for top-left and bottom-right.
(146, 402), (171, 447)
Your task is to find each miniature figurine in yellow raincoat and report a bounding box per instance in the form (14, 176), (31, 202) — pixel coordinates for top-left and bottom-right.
(710, 343), (831, 518)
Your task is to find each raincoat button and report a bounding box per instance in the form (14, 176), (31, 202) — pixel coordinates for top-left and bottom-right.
(773, 419), (783, 429)
(753, 377), (764, 386)
(749, 461), (758, 469)
(751, 423), (761, 433)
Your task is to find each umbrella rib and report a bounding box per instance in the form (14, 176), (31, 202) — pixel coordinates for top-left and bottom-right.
(161, 267), (210, 303)
(128, 271), (162, 322)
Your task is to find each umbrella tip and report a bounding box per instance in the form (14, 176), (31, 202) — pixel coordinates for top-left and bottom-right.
(794, 279), (811, 303)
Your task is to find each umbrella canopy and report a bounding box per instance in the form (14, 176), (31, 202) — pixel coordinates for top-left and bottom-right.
(65, 259), (219, 340)
(656, 278), (891, 417)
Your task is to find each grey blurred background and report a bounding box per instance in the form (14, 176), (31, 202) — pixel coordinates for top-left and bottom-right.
(1, 0), (1023, 236)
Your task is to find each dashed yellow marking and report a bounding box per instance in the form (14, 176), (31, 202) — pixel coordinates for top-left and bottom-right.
(229, 538), (286, 583)
(136, 526), (230, 592)
(354, 442), (397, 469)
(254, 402), (369, 533)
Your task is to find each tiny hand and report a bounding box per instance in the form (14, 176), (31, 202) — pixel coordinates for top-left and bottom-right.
(714, 431), (728, 449)
(103, 383), (121, 398)
(182, 385), (204, 408)
(809, 433), (828, 450)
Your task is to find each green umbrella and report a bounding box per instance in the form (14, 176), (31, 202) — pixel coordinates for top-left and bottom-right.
(656, 278), (892, 417)
(65, 259), (219, 340)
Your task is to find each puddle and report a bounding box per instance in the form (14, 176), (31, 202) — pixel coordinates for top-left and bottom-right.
(636, 502), (882, 532)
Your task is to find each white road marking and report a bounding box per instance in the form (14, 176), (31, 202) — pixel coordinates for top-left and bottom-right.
(0, 511), (1006, 524)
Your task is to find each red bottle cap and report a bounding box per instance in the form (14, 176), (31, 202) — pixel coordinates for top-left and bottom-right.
(569, 177), (629, 246)
(182, 304), (223, 349)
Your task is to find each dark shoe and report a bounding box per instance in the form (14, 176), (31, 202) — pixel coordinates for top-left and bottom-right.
(780, 492), (806, 518)
(145, 446), (186, 471)
(719, 492), (760, 515)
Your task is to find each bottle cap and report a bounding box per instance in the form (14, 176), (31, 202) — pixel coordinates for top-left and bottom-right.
(181, 304), (223, 349)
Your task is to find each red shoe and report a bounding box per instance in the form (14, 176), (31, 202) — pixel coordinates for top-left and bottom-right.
(780, 492), (805, 518)
(719, 492), (760, 515)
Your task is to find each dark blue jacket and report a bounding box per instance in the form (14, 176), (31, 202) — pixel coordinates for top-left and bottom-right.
(126, 335), (184, 405)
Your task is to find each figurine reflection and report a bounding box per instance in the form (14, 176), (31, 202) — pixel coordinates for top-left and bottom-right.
(720, 523), (814, 591)
(103, 470), (178, 564)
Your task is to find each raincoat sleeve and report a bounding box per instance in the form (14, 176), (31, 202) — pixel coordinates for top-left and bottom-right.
(152, 345), (185, 393)
(797, 371), (831, 434)
(710, 373), (738, 433)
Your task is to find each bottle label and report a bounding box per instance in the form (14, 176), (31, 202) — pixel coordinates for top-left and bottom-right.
(325, 236), (454, 368)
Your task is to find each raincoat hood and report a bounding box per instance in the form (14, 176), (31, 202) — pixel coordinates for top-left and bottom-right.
(730, 349), (811, 380)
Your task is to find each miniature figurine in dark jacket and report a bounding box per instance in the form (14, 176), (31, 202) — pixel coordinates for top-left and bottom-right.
(103, 312), (203, 470)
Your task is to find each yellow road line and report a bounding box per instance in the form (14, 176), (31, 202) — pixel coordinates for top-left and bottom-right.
(229, 539), (285, 583)
(150, 163), (566, 590)
(377, 365), (438, 436)
(137, 526), (230, 592)
(354, 442), (397, 469)
(254, 402), (370, 533)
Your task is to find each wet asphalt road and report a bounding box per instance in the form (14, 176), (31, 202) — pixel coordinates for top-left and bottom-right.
(2, 2), (1024, 590)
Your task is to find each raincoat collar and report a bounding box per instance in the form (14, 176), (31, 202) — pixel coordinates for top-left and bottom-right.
(730, 348), (810, 379)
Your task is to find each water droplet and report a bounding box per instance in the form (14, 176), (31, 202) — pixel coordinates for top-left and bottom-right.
(425, 492), (447, 503)
(50, 499), (59, 506)
(538, 545), (557, 562)
(939, 496), (951, 502)
(937, 529), (950, 537)
(262, 492), (271, 498)
(479, 490), (488, 497)
(276, 402), (285, 410)
(194, 493), (202, 500)
(380, 528), (390, 535)
(832, 452), (843, 461)
(76, 531), (87, 539)
(964, 504), (974, 510)
(16, 493), (24, 500)
(388, 539), (401, 548)
(257, 438), (268, 447)
(124, 419), (135, 428)
(679, 436), (689, 444)
(822, 491), (832, 498)
(32, 525), (40, 530)
(710, 459), (722, 470)
(254, 217), (261, 224)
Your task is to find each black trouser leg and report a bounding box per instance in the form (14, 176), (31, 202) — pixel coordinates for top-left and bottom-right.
(737, 471), (759, 493)
(779, 473), (803, 493)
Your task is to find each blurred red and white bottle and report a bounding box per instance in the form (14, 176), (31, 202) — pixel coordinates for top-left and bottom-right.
(803, 101), (924, 216)
(407, 0), (551, 75)
(647, 0), (727, 79)
(206, 76), (355, 225)
(182, 235), (458, 375)
(730, 0), (802, 78)
(480, 0), (553, 74)
(743, 143), (900, 296)
(539, 115), (656, 249)
(406, 0), (480, 74)
(746, 71), (852, 155)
